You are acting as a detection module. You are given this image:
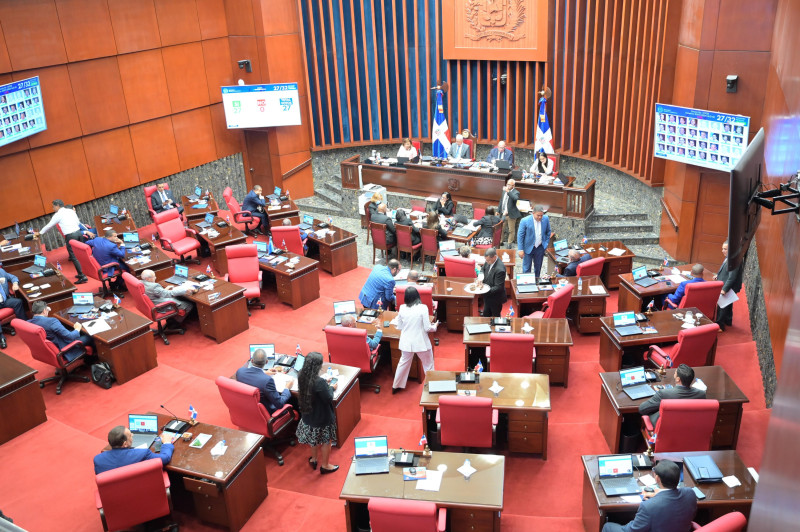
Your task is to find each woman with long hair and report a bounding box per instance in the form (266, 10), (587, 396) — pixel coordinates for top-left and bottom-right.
(530, 151), (554, 181)
(296, 351), (339, 474)
(426, 210), (447, 240)
(473, 205), (501, 247)
(392, 287), (439, 393)
(435, 192), (455, 216)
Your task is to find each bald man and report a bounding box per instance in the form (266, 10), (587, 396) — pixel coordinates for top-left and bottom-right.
(487, 140), (514, 165)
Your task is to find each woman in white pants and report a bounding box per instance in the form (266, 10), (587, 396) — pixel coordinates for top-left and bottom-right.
(392, 286), (439, 393)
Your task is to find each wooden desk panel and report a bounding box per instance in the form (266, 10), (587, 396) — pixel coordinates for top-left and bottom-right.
(265, 199), (300, 225)
(123, 246), (173, 277)
(617, 270), (717, 313)
(259, 252), (320, 309)
(189, 217), (247, 276)
(511, 275), (609, 334)
(546, 240), (634, 289)
(435, 247), (517, 292)
(182, 195), (220, 222)
(427, 276), (479, 331)
(7, 264), (76, 316)
(94, 213), (137, 235)
(287, 216), (359, 276)
(0, 237), (40, 269)
(0, 352), (47, 445)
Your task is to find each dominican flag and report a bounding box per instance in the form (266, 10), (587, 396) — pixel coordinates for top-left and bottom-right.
(474, 360), (484, 373)
(206, 264), (212, 274)
(56, 261), (62, 272)
(189, 405), (198, 421)
(419, 434), (428, 447)
(377, 297), (382, 310)
(113, 293), (121, 306)
(534, 97), (554, 154)
(663, 257), (669, 267)
(507, 306), (515, 318)
(582, 235), (589, 244)
(296, 343), (302, 356)
(431, 90), (451, 159)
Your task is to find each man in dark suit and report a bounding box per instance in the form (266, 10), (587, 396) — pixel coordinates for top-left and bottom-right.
(498, 178), (521, 248)
(242, 185), (268, 235)
(481, 248), (507, 317)
(235, 348), (296, 414)
(664, 263), (705, 309)
(602, 460), (697, 532)
(371, 204), (397, 249)
(486, 140), (514, 166)
(559, 249), (592, 277)
(28, 300), (94, 362)
(85, 229), (128, 291)
(0, 267), (25, 349)
(517, 205), (553, 276)
(150, 183), (184, 215)
(93, 425), (175, 474)
(714, 240), (742, 330)
(638, 364), (706, 424)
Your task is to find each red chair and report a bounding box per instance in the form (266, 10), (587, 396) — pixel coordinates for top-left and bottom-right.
(122, 272), (185, 345)
(271, 225), (305, 256)
(474, 220), (503, 250)
(443, 255), (477, 278)
(216, 376), (299, 465)
(436, 395), (498, 449)
(143, 184), (159, 223)
(547, 153), (560, 176)
(526, 284), (572, 319)
(12, 318), (92, 394)
(692, 512), (747, 531)
(644, 323), (720, 369)
(224, 244), (264, 314)
(368, 498), (446, 532)
(370, 222), (396, 264)
(677, 281), (725, 320)
(153, 209), (200, 265)
(95, 458), (173, 532)
(395, 224), (422, 264)
(463, 138), (474, 159)
(410, 199), (427, 212)
(642, 399), (719, 453)
(472, 202), (488, 220)
(576, 256), (605, 276)
(71, 240), (122, 298)
(0, 308), (16, 341)
(324, 325), (381, 393)
(395, 285), (438, 318)
(412, 140), (422, 156)
(222, 186), (258, 235)
(485, 333), (535, 373)
(419, 227), (439, 270)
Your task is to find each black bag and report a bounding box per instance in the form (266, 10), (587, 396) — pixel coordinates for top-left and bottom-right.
(91, 362), (115, 389)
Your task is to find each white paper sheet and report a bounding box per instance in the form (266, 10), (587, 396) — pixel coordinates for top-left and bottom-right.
(416, 469), (443, 491)
(457, 462), (477, 478)
(717, 289), (739, 309)
(488, 381), (504, 394)
(621, 495), (643, 503)
(607, 248), (625, 256)
(638, 474), (657, 487)
(723, 475), (741, 488)
(589, 285), (606, 295)
(83, 319), (111, 335)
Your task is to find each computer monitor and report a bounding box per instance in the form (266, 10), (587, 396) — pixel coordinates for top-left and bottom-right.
(122, 232), (139, 243)
(109, 204), (119, 215)
(439, 240), (456, 251)
(612, 311), (636, 327)
(631, 266), (648, 281)
(553, 239), (568, 252)
(174, 264), (189, 278)
(72, 292), (93, 306)
(33, 254), (46, 268)
(249, 344), (275, 359)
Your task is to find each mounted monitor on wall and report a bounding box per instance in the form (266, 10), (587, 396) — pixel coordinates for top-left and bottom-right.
(653, 103), (750, 172)
(0, 76), (47, 148)
(221, 83), (302, 129)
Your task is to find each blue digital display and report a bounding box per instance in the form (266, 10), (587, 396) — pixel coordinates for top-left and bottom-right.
(0, 76), (47, 148)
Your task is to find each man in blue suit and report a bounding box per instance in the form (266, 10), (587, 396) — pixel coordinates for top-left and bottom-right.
(94, 425), (175, 474)
(242, 185), (268, 235)
(235, 348), (296, 413)
(517, 205), (553, 276)
(559, 249), (592, 277)
(0, 267), (25, 349)
(86, 230), (128, 291)
(664, 263), (705, 309)
(28, 300), (94, 361)
(359, 259), (400, 309)
(602, 460), (697, 532)
(486, 140), (514, 165)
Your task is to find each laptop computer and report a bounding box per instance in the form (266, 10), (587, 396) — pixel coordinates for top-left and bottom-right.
(186, 185), (203, 201)
(298, 214), (314, 231)
(249, 343), (276, 369)
(518, 284), (541, 294)
(2, 221), (20, 241)
(495, 159), (511, 170)
(22, 254), (47, 274)
(452, 226), (473, 237)
(438, 240), (459, 257)
(255, 240), (270, 259)
(428, 380), (458, 393)
(67, 292), (95, 315)
(598, 454), (643, 496)
(101, 204), (120, 220)
(619, 366), (657, 400)
(553, 239), (570, 257)
(396, 156), (409, 166)
(353, 436), (391, 475)
(128, 414), (160, 448)
(465, 322), (492, 335)
(516, 273), (538, 285)
(196, 212), (215, 229)
(121, 232), (140, 249)
(613, 311), (642, 337)
(333, 300), (357, 324)
(633, 265), (658, 288)
(282, 353), (306, 377)
(164, 264), (190, 285)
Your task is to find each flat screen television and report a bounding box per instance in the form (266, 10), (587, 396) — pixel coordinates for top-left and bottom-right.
(0, 76), (47, 148)
(221, 83), (302, 129)
(654, 103), (749, 172)
(727, 128), (765, 271)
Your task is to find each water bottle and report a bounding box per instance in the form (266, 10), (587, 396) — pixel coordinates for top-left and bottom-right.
(578, 277), (583, 291)
(327, 366), (333, 379)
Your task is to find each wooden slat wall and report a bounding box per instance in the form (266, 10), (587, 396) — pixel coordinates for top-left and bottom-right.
(298, 0), (675, 184)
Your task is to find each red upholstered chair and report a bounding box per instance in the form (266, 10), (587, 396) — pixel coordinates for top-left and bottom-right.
(576, 257), (605, 276)
(370, 222), (395, 264)
(395, 285), (438, 318)
(224, 244), (264, 314)
(395, 224), (422, 264)
(644, 323), (720, 369)
(410, 199), (427, 212)
(678, 281), (724, 320)
(223, 186), (258, 235)
(472, 202), (488, 220)
(485, 333), (535, 373)
(436, 395), (498, 449)
(443, 255), (477, 278)
(144, 184), (159, 223)
(368, 498), (446, 532)
(474, 220), (503, 250)
(216, 376), (299, 466)
(13, 318), (92, 394)
(692, 512), (747, 531)
(0, 308), (16, 340)
(95, 459), (173, 532)
(463, 138), (474, 159)
(547, 153), (560, 176)
(71, 240), (122, 298)
(153, 209), (200, 265)
(642, 399), (719, 453)
(412, 140), (422, 156)
(324, 325), (381, 393)
(526, 284), (572, 319)
(271, 225), (305, 256)
(122, 272), (185, 345)
(364, 201), (374, 244)
(419, 228), (439, 270)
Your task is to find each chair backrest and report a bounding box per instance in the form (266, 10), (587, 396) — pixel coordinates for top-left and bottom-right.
(576, 257), (605, 276)
(679, 281), (724, 317)
(121, 272), (156, 319)
(271, 226), (304, 255)
(489, 333), (535, 373)
(144, 185), (158, 216)
(472, 202), (487, 220)
(671, 323), (721, 367)
(12, 318), (62, 369)
(153, 209), (186, 243)
(364, 201), (373, 225)
(443, 255), (477, 278)
(695, 512), (747, 532)
(324, 326), (372, 371)
(653, 399), (719, 452)
(439, 395), (494, 448)
(395, 224), (415, 248)
(395, 287), (435, 317)
(96, 459), (171, 532)
(370, 222), (389, 248)
(547, 153), (560, 174)
(412, 140), (422, 156)
(215, 376), (270, 435)
(368, 498), (440, 532)
(225, 244), (259, 284)
(491, 220), (503, 247)
(420, 228), (439, 254)
(410, 199), (427, 212)
(71, 240), (103, 281)
(543, 284), (573, 319)
(223, 186), (242, 215)
(463, 138), (474, 158)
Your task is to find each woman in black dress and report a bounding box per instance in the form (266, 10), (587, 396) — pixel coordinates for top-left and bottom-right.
(296, 352), (339, 474)
(435, 192), (455, 216)
(473, 206), (501, 246)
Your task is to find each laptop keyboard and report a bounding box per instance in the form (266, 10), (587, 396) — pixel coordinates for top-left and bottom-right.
(357, 457), (388, 473)
(164, 275), (188, 285)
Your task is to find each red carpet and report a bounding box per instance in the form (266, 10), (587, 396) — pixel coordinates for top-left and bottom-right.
(0, 231), (769, 531)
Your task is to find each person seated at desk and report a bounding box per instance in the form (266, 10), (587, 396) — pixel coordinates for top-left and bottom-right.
(341, 314), (382, 349)
(150, 183), (184, 215)
(458, 245), (472, 258)
(530, 151), (555, 182)
(486, 140), (514, 166)
(559, 249), (591, 277)
(282, 218), (309, 250)
(140, 269), (197, 325)
(394, 210), (421, 245)
(407, 269), (421, 283)
(0, 267), (25, 349)
(359, 259), (400, 309)
(473, 206), (501, 247)
(396, 137), (418, 159)
(638, 364), (706, 424)
(242, 185), (268, 236)
(448, 134), (470, 160)
(367, 192), (383, 219)
(425, 211), (448, 241)
(371, 204), (397, 251)
(601, 459), (697, 532)
(236, 348), (297, 413)
(663, 263), (705, 309)
(434, 192), (455, 216)
(86, 229), (129, 292)
(94, 426), (175, 475)
(29, 301), (95, 362)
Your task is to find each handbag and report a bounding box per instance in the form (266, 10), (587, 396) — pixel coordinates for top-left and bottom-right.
(91, 362), (115, 389)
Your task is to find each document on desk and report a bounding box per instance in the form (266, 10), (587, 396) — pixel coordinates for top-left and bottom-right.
(621, 495), (643, 504)
(607, 248), (625, 256)
(588, 285), (606, 295)
(718, 289), (738, 308)
(84, 319), (111, 335)
(273, 372), (299, 393)
(416, 469), (443, 491)
(667, 275), (686, 284)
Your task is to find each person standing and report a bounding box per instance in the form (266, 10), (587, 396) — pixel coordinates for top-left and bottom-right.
(35, 199), (93, 284)
(391, 287), (439, 394)
(498, 179), (521, 248)
(242, 185), (268, 235)
(481, 248), (507, 317)
(359, 259), (400, 309)
(714, 240), (743, 330)
(517, 205), (553, 276)
(296, 352), (339, 474)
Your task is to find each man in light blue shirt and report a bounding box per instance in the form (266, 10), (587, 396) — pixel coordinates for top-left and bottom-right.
(359, 259), (400, 309)
(341, 314), (382, 348)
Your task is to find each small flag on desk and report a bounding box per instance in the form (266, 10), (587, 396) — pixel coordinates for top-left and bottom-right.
(377, 298), (382, 311)
(507, 306), (515, 318)
(419, 434), (428, 447)
(28, 225), (34, 234)
(189, 405), (198, 421)
(113, 293), (121, 306)
(474, 360), (484, 373)
(582, 235), (589, 244)
(328, 215), (333, 226)
(226, 215), (231, 224)
(282, 239), (288, 251)
(206, 264), (212, 274)
(296, 343), (302, 356)
(14, 221), (20, 235)
(663, 257), (669, 267)
(647, 299), (655, 311)
(152, 232), (157, 242)
(56, 261), (62, 272)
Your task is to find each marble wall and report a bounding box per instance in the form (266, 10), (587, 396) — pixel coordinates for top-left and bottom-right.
(743, 239), (777, 406)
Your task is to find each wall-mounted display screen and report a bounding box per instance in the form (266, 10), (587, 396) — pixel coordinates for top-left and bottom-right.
(0, 76), (47, 148)
(221, 83), (302, 129)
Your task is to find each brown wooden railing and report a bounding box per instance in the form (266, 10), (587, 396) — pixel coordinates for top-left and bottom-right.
(661, 198), (678, 231)
(565, 179), (596, 219)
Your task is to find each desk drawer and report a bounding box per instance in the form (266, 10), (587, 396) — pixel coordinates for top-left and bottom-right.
(712, 422), (736, 446)
(507, 410), (546, 423)
(717, 403), (741, 416)
(450, 508), (495, 531)
(578, 315), (603, 333)
(536, 363), (564, 383)
(508, 420), (543, 433)
(508, 431), (544, 453)
(183, 476), (220, 497)
(448, 315), (465, 330)
(536, 345), (565, 357)
(537, 355), (565, 365)
(607, 263), (630, 274)
(449, 298), (472, 310)
(193, 494), (228, 525)
(580, 301), (605, 314)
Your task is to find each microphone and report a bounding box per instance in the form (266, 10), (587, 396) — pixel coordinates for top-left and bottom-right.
(160, 404), (189, 434)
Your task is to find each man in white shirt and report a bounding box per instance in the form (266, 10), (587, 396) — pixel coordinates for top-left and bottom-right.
(35, 199), (93, 284)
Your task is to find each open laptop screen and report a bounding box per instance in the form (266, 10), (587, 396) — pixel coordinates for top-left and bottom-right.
(194, 185), (203, 197)
(354, 436), (388, 458)
(174, 264), (189, 278)
(122, 232), (139, 243)
(128, 414), (159, 434)
(333, 300), (356, 316)
(632, 266), (648, 280)
(619, 366), (647, 387)
(553, 239), (568, 251)
(72, 292), (93, 306)
(598, 455), (633, 478)
(274, 186), (282, 196)
(256, 241), (268, 254)
(109, 204), (119, 215)
(250, 344), (275, 359)
(303, 214), (314, 225)
(516, 273), (538, 284)
(438, 240), (456, 251)
(204, 213), (214, 224)
(613, 311), (636, 327)
(33, 254), (46, 268)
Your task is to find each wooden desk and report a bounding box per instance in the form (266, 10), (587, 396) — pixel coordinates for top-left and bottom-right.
(258, 252), (320, 309)
(287, 216), (359, 276)
(182, 195), (220, 222)
(617, 270), (717, 313)
(462, 316), (573, 386)
(265, 198), (300, 225)
(123, 246), (173, 277)
(428, 276), (479, 331)
(510, 275), (609, 334)
(581, 450), (755, 531)
(340, 450), (505, 532)
(7, 264), (76, 316)
(189, 217), (247, 276)
(53, 299), (158, 385)
(598, 308), (718, 372)
(435, 247), (516, 292)
(155, 269), (249, 343)
(598, 366), (749, 453)
(0, 237), (40, 269)
(0, 352), (47, 445)
(546, 240), (634, 289)
(93, 214), (137, 235)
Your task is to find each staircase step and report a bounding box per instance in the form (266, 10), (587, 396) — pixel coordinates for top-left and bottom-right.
(626, 244), (687, 268)
(590, 212), (650, 222)
(294, 196), (345, 218)
(584, 232), (660, 246)
(588, 222), (654, 235)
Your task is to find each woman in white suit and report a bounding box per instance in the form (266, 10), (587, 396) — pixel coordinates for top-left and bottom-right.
(391, 287), (439, 393)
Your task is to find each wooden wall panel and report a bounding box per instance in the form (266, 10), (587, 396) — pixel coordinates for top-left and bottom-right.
(0, 152), (45, 223)
(255, 0), (300, 36)
(30, 139), (95, 206)
(201, 38), (234, 104)
(68, 57), (130, 135)
(196, 0), (228, 39)
(262, 33), (311, 153)
(154, 0), (202, 47)
(55, 0), (118, 62)
(707, 51), (770, 129)
(227, 36), (262, 85)
(689, 172), (728, 271)
(209, 103), (243, 158)
(107, 0), (162, 54)
(715, 0), (777, 51)
(161, 43), (211, 113)
(0, 0), (67, 71)
(18, 66), (83, 148)
(0, 23), (11, 74)
(129, 117), (181, 182)
(118, 50), (172, 124)
(171, 107), (217, 170)
(82, 127), (140, 198)
(225, 0), (256, 36)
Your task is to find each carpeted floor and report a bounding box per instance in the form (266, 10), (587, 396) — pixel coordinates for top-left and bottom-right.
(0, 226), (768, 531)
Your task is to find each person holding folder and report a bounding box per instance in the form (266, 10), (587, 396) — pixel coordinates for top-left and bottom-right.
(714, 240), (742, 330)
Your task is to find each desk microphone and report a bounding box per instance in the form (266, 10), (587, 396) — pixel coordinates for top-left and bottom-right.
(160, 404), (190, 434)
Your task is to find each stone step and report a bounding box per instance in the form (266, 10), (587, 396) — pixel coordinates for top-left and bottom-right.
(294, 196), (346, 218)
(626, 244), (687, 268)
(314, 185), (342, 207)
(588, 221), (655, 235)
(590, 212), (650, 222)
(584, 232), (660, 246)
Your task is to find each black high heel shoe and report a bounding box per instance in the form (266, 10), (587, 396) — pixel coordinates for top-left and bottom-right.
(308, 457), (318, 470)
(320, 465), (340, 475)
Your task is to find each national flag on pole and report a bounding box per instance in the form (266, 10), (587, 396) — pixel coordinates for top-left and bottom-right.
(419, 434), (428, 447)
(534, 97), (554, 154)
(431, 90), (451, 159)
(189, 405), (198, 420)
